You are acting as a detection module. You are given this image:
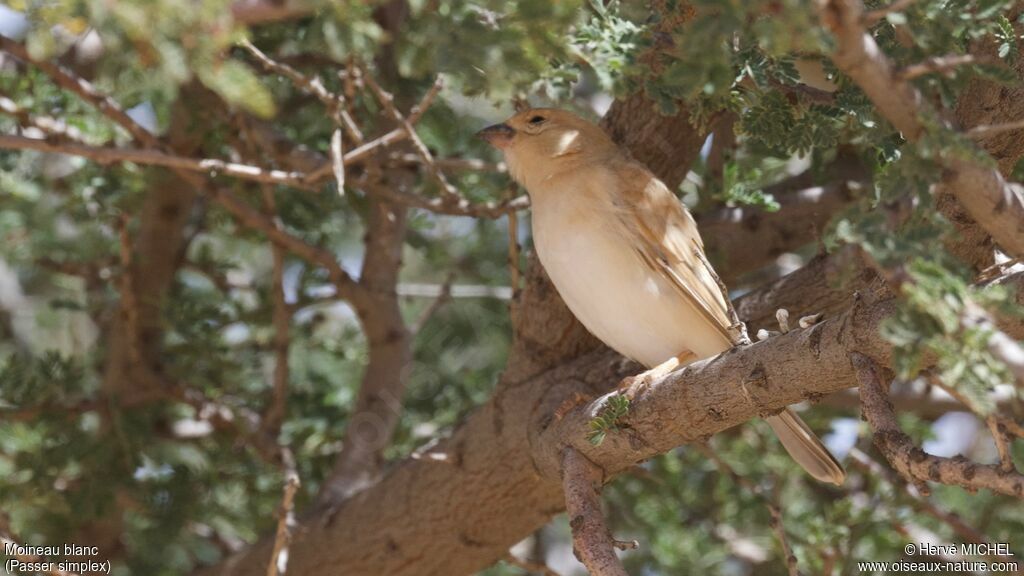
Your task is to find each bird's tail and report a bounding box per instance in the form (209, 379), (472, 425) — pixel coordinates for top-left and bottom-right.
(765, 408), (846, 485)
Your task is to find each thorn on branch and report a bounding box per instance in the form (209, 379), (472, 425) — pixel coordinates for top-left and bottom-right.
(776, 309), (790, 334)
(330, 128), (345, 195)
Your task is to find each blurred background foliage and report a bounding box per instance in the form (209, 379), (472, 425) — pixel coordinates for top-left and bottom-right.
(0, 0), (1022, 575)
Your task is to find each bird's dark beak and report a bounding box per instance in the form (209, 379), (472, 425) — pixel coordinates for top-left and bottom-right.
(475, 123), (515, 149)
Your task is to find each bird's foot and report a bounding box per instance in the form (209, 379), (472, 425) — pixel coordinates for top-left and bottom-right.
(618, 350), (695, 400)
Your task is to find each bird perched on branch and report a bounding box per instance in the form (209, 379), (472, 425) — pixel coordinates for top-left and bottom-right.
(478, 108), (845, 485)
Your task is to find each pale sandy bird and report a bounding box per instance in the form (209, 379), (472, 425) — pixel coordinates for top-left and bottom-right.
(478, 108), (845, 485)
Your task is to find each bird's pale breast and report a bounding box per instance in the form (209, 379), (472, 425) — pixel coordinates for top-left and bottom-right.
(530, 175), (727, 368)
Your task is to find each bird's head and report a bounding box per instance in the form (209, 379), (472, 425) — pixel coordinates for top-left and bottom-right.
(476, 108), (617, 189)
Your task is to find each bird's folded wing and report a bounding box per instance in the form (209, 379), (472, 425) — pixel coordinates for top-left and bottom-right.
(607, 160), (740, 346)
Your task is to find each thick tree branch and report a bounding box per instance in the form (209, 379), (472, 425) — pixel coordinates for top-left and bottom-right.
(315, 194), (412, 508)
(848, 449), (994, 546)
(260, 187), (292, 437)
(211, 269), (1024, 576)
(561, 448), (629, 576)
(821, 0), (1024, 260)
(310, 4), (420, 505)
(852, 352), (1024, 498)
(0, 134), (314, 189)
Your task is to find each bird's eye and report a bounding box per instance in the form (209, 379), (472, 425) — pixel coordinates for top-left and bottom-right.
(528, 115), (546, 125)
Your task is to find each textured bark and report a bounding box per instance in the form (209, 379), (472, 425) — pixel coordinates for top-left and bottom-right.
(854, 352), (1024, 498)
(210, 90), (709, 576)
(562, 448), (629, 576)
(101, 90), (205, 399)
(316, 195), (411, 507)
(822, 0), (1024, 260)
(600, 93), (710, 189)
(206, 8), (1024, 568)
(956, 28), (1024, 177)
(699, 154), (867, 280)
(88, 88), (206, 558)
(212, 280), (1024, 576)
(734, 246), (889, 333)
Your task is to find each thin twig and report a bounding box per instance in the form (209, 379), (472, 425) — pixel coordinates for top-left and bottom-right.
(967, 118), (1024, 139)
(360, 69), (456, 201)
(848, 448), (1020, 567)
(353, 171), (530, 218)
(266, 447), (300, 576)
(561, 447), (629, 576)
(503, 554), (563, 576)
(303, 76), (448, 184)
(411, 274), (454, 334)
(386, 152), (505, 172)
(260, 186), (292, 437)
(987, 416), (1018, 474)
(898, 54), (982, 80)
(923, 373), (1024, 481)
(240, 38), (363, 144)
(360, 68), (462, 205)
(0, 94), (87, 141)
(117, 215), (142, 367)
(0, 36), (160, 148)
(698, 444), (801, 576)
(407, 75), (444, 124)
(210, 187), (361, 301)
(507, 207), (521, 294)
(0, 134), (315, 190)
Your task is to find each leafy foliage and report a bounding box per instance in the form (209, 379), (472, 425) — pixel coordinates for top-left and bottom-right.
(587, 393), (631, 446)
(1, 0), (1023, 574)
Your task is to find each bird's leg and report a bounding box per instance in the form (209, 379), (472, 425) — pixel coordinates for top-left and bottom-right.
(618, 350), (696, 400)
